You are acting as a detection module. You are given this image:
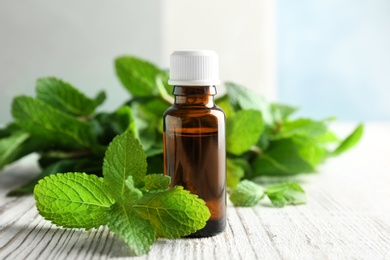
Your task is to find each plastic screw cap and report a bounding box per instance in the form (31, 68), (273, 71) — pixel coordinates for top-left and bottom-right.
(168, 50), (220, 86)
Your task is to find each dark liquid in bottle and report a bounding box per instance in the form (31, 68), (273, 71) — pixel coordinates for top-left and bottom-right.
(164, 128), (226, 237)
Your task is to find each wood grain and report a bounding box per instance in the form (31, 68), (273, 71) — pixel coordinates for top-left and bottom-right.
(1, 123), (390, 259)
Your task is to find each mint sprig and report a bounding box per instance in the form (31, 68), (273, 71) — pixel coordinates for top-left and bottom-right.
(33, 132), (210, 256)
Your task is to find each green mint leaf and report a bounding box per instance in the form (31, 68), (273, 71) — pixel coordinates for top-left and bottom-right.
(114, 106), (137, 137)
(332, 124), (364, 156)
(130, 101), (156, 151)
(0, 130), (49, 171)
(12, 96), (98, 150)
(130, 99), (168, 151)
(257, 130), (272, 150)
(315, 130), (339, 143)
(115, 56), (161, 97)
(270, 103), (299, 122)
(107, 203), (156, 256)
(266, 182), (306, 207)
(144, 174), (170, 192)
(0, 123), (20, 138)
(89, 112), (115, 145)
(229, 180), (265, 207)
(94, 91), (107, 107)
(227, 158), (248, 189)
(124, 176), (143, 201)
(0, 131), (29, 170)
(215, 95), (235, 118)
(252, 138), (316, 176)
(132, 186), (210, 238)
(225, 82), (273, 125)
(7, 159), (79, 196)
(36, 77), (104, 116)
(226, 109), (264, 155)
(144, 145), (164, 158)
(273, 118), (328, 140)
(90, 106), (136, 146)
(34, 173), (114, 229)
(103, 131), (147, 201)
(293, 136), (328, 166)
(156, 72), (174, 104)
(136, 98), (171, 118)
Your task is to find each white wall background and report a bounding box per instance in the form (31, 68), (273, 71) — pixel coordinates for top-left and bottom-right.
(0, 0), (276, 124)
(0, 0), (163, 124)
(161, 0), (276, 99)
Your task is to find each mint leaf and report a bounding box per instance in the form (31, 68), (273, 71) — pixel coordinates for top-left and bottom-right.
(266, 182), (306, 207)
(0, 131), (29, 170)
(108, 203), (156, 256)
(12, 96), (98, 150)
(0, 123), (19, 138)
(293, 136), (327, 166)
(115, 56), (161, 97)
(273, 118), (328, 140)
(229, 180), (265, 207)
(0, 131), (49, 171)
(332, 124), (364, 156)
(225, 82), (273, 125)
(270, 103), (298, 122)
(227, 158), (248, 189)
(114, 106), (137, 137)
(144, 174), (170, 192)
(130, 98), (169, 152)
(252, 138), (316, 176)
(315, 130), (339, 143)
(124, 176), (143, 201)
(132, 186), (210, 238)
(103, 131), (147, 201)
(91, 106), (136, 146)
(36, 77), (104, 116)
(156, 72), (174, 104)
(226, 109), (264, 155)
(34, 173), (114, 229)
(215, 95), (235, 118)
(94, 91), (107, 107)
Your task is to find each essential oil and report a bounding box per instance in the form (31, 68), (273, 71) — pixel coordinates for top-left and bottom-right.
(163, 50), (226, 237)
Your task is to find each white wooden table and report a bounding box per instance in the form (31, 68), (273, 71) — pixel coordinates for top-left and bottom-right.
(1, 123), (389, 259)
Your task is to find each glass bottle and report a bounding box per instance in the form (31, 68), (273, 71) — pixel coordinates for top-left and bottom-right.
(163, 50), (226, 237)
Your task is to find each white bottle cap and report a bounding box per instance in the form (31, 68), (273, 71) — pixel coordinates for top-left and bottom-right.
(168, 50), (220, 86)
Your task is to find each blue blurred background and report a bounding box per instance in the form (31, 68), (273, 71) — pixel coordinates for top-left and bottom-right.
(277, 0), (390, 121)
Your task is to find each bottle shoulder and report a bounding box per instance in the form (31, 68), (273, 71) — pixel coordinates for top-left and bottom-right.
(164, 104), (224, 115)
(164, 106), (225, 121)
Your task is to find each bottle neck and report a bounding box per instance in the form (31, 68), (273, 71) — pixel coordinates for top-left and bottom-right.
(173, 86), (216, 107)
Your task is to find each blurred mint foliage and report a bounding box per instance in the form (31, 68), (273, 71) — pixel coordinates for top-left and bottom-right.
(0, 55), (363, 196)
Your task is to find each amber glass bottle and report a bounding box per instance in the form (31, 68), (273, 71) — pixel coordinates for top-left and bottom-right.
(163, 50), (226, 237)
